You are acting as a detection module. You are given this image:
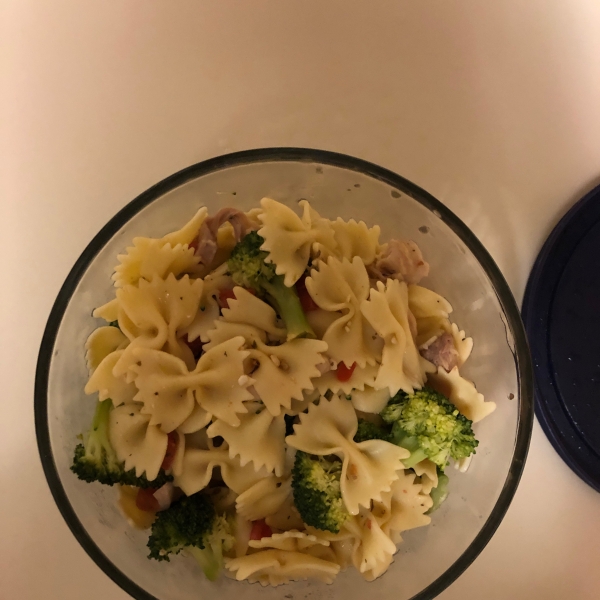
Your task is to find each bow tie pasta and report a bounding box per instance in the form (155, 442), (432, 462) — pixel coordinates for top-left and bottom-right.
(205, 288), (328, 415)
(361, 279), (425, 395)
(84, 349), (138, 407)
(208, 409), (287, 476)
(408, 284), (473, 370)
(258, 198), (336, 286)
(306, 256), (381, 369)
(182, 263), (234, 344)
(113, 207), (206, 287)
(73, 199), (493, 588)
(314, 217), (381, 266)
(113, 274), (204, 375)
(286, 393), (409, 514)
(84, 325), (129, 372)
(225, 548), (340, 586)
(109, 403), (169, 482)
(129, 337), (253, 431)
(174, 444), (270, 496)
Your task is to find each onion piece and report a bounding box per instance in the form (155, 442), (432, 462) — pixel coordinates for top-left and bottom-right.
(153, 482), (176, 512)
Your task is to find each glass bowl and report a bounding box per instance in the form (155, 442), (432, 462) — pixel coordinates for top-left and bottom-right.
(35, 148), (533, 600)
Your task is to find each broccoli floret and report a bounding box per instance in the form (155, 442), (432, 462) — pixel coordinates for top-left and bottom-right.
(227, 231), (315, 340)
(291, 451), (348, 533)
(426, 471), (450, 514)
(147, 492), (235, 581)
(353, 418), (391, 443)
(380, 388), (478, 471)
(71, 399), (172, 488)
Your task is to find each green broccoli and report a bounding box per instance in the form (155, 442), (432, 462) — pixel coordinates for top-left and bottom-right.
(380, 388), (478, 471)
(227, 231), (315, 340)
(147, 492), (235, 581)
(71, 399), (172, 488)
(427, 471), (450, 514)
(353, 418), (391, 443)
(291, 451), (349, 533)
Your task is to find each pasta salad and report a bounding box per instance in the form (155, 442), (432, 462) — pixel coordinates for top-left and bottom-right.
(72, 198), (496, 586)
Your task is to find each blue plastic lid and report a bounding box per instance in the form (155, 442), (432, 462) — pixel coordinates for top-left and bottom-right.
(522, 182), (600, 491)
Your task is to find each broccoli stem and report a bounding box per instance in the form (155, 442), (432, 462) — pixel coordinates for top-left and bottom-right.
(262, 277), (315, 341)
(391, 426), (428, 468)
(427, 473), (450, 514)
(187, 545), (221, 581)
(86, 399), (117, 464)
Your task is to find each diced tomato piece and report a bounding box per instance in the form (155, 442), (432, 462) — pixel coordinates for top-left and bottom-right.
(218, 288), (237, 309)
(335, 361), (357, 382)
(249, 519), (273, 540)
(161, 432), (179, 471)
(136, 488), (159, 512)
(295, 276), (319, 312)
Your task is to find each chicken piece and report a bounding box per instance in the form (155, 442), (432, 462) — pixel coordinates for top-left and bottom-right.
(368, 240), (429, 285)
(420, 332), (458, 371)
(194, 208), (256, 265)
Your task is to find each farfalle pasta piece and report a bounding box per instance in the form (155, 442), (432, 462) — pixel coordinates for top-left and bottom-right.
(183, 263), (234, 344)
(306, 256), (380, 368)
(310, 511), (396, 581)
(258, 198), (336, 286)
(314, 363), (379, 396)
(287, 388), (321, 416)
(177, 403), (212, 434)
(345, 507), (397, 580)
(374, 470), (433, 543)
(349, 386), (391, 414)
(412, 459), (438, 495)
(236, 477), (292, 522)
(408, 284), (453, 320)
(92, 298), (119, 323)
(249, 530), (331, 554)
(205, 320), (265, 349)
(85, 326), (129, 372)
(112, 207), (206, 287)
(208, 410), (286, 476)
(114, 274), (204, 375)
(305, 308), (341, 340)
(361, 279), (424, 395)
(265, 496), (306, 532)
(129, 337), (253, 432)
(109, 403), (168, 481)
(206, 319), (328, 416)
(428, 366), (496, 423)
(448, 322), (473, 366)
(414, 315), (448, 349)
(84, 349), (138, 407)
(174, 445), (269, 496)
(225, 549), (340, 586)
(286, 393), (409, 515)
(315, 218), (381, 265)
(409, 284), (473, 369)
(170, 430), (186, 478)
(221, 287), (286, 341)
(247, 338), (328, 416)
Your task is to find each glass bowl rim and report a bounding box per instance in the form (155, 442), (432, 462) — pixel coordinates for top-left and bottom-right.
(34, 147), (534, 600)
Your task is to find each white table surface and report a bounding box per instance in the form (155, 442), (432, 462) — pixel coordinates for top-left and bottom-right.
(3, 1), (600, 598)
